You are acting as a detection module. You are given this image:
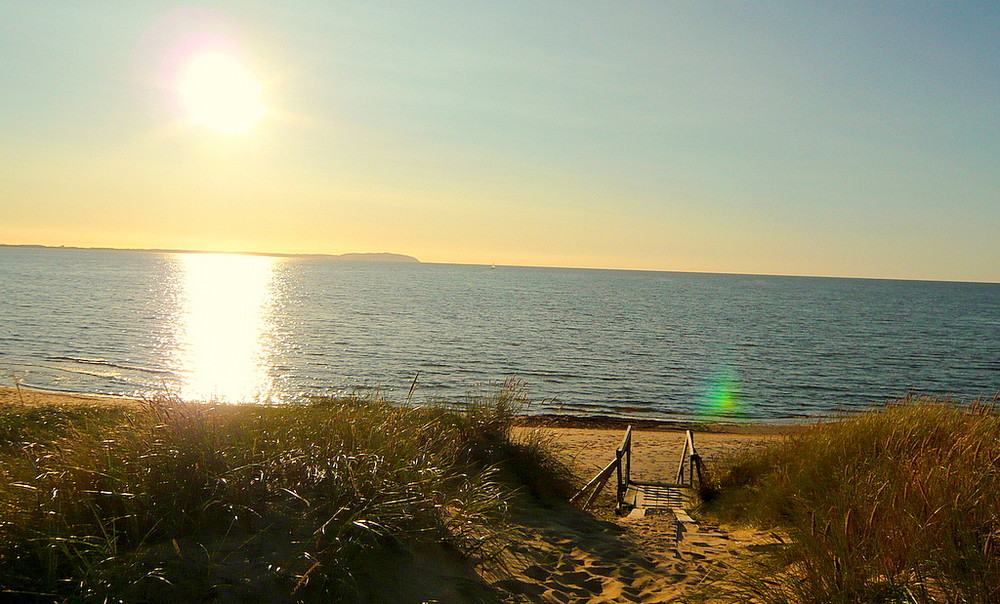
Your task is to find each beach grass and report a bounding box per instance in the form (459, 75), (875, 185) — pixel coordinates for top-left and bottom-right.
(0, 379), (571, 602)
(701, 396), (1000, 603)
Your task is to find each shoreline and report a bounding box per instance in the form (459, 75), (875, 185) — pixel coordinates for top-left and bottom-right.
(516, 412), (803, 434)
(0, 384), (143, 407)
(1, 385), (809, 434)
(0, 383), (793, 482)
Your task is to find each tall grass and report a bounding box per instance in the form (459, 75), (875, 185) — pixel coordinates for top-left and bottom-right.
(0, 379), (567, 602)
(702, 397), (1000, 603)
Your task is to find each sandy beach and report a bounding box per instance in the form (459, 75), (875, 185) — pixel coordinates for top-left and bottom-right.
(533, 425), (781, 480)
(1, 386), (789, 602)
(0, 384), (143, 408)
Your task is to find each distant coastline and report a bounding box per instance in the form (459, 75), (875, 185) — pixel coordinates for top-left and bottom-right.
(0, 244), (420, 263)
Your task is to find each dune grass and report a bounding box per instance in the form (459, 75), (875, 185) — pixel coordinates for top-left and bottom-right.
(0, 379), (571, 602)
(701, 396), (1000, 604)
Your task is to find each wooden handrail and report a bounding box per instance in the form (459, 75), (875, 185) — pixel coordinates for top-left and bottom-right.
(570, 456), (619, 508)
(571, 425), (633, 509)
(572, 426), (704, 510)
(675, 432), (689, 484)
(675, 430), (700, 487)
(615, 426), (632, 506)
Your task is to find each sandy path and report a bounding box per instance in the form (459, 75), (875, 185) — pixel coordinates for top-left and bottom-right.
(496, 426), (788, 603)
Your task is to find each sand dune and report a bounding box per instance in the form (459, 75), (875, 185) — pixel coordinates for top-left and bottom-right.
(0, 387), (787, 602)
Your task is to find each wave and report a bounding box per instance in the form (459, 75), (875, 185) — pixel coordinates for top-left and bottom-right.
(46, 356), (174, 376)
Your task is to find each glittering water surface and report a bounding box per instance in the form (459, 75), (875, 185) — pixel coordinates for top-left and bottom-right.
(1, 247), (998, 421)
(173, 253), (279, 402)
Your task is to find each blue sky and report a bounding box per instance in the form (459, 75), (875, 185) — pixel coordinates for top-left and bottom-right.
(1, 2), (998, 281)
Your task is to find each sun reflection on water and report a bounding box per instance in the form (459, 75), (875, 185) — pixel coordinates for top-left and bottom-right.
(173, 253), (278, 402)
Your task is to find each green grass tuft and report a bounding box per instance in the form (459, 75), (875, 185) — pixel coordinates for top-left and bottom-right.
(702, 396), (1000, 603)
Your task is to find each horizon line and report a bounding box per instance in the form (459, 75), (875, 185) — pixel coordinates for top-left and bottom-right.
(2, 242), (996, 286)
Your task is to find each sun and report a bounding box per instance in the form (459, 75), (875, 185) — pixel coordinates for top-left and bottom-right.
(178, 52), (264, 134)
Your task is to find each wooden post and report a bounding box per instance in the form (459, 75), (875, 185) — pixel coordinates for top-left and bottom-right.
(616, 426), (633, 508)
(625, 434), (631, 487)
(615, 447), (624, 506)
(676, 430), (699, 487)
(675, 432), (689, 484)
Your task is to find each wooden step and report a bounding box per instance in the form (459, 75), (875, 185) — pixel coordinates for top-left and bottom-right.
(623, 483), (692, 510)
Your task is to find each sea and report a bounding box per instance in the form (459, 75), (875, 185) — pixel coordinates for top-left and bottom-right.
(1, 246), (998, 423)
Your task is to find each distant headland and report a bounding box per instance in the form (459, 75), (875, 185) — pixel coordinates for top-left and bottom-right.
(0, 244), (420, 263)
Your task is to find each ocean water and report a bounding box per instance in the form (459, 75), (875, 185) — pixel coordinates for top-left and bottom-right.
(1, 246), (998, 422)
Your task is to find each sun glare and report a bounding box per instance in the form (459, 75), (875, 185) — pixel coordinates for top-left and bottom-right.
(178, 52), (264, 134)
(173, 253), (278, 402)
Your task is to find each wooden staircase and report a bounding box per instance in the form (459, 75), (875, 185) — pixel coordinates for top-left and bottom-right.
(571, 427), (707, 522)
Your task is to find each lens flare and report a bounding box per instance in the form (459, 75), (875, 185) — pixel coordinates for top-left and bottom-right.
(698, 365), (744, 417)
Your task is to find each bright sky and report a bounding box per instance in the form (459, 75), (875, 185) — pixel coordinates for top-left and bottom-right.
(1, 2), (997, 281)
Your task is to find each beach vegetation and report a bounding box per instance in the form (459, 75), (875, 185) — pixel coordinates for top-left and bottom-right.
(701, 396), (1000, 603)
(0, 379), (569, 602)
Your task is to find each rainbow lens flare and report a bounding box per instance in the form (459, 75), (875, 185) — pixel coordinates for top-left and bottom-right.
(698, 365), (744, 417)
